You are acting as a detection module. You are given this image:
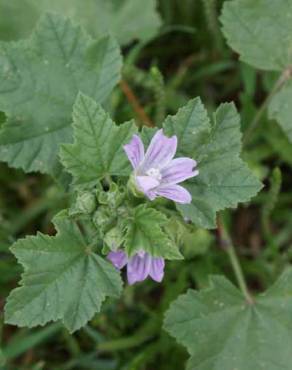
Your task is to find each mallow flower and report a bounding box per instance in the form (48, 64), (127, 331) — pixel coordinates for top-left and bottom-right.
(107, 250), (165, 285)
(124, 129), (198, 204)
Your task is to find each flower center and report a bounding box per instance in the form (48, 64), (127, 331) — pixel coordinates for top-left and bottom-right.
(146, 167), (162, 181)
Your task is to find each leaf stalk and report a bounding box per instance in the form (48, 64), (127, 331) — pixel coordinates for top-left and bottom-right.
(217, 217), (254, 304)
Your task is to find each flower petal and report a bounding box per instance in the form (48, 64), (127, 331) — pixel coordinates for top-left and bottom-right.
(127, 252), (151, 285)
(107, 250), (128, 269)
(135, 175), (160, 193)
(154, 184), (192, 204)
(161, 157), (199, 185)
(149, 257), (165, 282)
(123, 134), (145, 169)
(141, 129), (177, 171)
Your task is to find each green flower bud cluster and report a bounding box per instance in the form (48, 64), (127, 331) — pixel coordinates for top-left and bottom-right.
(97, 182), (126, 208)
(93, 183), (128, 253)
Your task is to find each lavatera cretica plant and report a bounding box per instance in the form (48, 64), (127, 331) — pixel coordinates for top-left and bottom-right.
(4, 91), (262, 333)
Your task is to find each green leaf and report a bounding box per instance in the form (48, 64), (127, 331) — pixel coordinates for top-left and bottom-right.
(221, 0), (292, 71)
(60, 93), (137, 185)
(125, 204), (182, 260)
(164, 100), (262, 228)
(221, 0), (292, 143)
(4, 210), (123, 333)
(164, 270), (292, 370)
(0, 0), (39, 41)
(0, 13), (122, 174)
(3, 0), (161, 46)
(268, 81), (292, 142)
(66, 0), (162, 45)
(163, 98), (210, 159)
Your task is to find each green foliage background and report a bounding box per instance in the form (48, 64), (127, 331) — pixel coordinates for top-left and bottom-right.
(0, 0), (292, 369)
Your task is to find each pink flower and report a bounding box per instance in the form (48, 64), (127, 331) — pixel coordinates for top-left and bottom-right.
(124, 129), (198, 204)
(107, 250), (165, 285)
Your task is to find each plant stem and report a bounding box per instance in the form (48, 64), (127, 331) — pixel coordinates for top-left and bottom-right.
(120, 79), (154, 127)
(217, 217), (254, 304)
(243, 67), (292, 146)
(97, 316), (158, 352)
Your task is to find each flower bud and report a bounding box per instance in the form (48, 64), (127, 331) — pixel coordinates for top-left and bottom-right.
(93, 206), (116, 235)
(104, 225), (124, 250)
(98, 183), (125, 208)
(75, 191), (96, 214)
(127, 173), (144, 198)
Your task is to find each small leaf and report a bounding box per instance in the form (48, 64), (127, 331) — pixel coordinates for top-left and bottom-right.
(125, 204), (182, 260)
(164, 269), (292, 370)
(5, 210), (122, 333)
(0, 13), (122, 174)
(60, 93), (137, 185)
(164, 100), (262, 228)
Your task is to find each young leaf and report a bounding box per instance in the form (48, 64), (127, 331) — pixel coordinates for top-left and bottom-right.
(164, 269), (292, 370)
(0, 13), (122, 174)
(164, 100), (262, 228)
(60, 93), (137, 185)
(221, 0), (292, 142)
(5, 211), (123, 333)
(125, 205), (182, 260)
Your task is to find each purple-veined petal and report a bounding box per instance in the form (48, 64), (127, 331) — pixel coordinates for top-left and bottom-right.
(123, 134), (145, 169)
(127, 252), (151, 285)
(161, 157), (199, 185)
(107, 250), (128, 269)
(135, 175), (160, 193)
(154, 184), (192, 204)
(145, 190), (157, 201)
(141, 129), (177, 171)
(149, 257), (165, 282)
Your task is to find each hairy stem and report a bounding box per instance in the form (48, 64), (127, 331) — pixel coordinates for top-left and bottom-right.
(217, 217), (254, 304)
(243, 67), (292, 145)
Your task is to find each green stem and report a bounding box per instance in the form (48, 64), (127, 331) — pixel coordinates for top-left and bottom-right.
(97, 317), (158, 352)
(226, 244), (253, 303)
(243, 67), (292, 146)
(97, 332), (151, 352)
(217, 217), (253, 304)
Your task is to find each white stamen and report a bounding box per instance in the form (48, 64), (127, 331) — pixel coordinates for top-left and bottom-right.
(146, 167), (162, 181)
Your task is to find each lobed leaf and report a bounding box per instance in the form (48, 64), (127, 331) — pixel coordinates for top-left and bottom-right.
(164, 269), (292, 370)
(60, 93), (137, 185)
(0, 13), (122, 174)
(221, 0), (292, 143)
(164, 100), (262, 228)
(221, 0), (292, 71)
(125, 204), (182, 260)
(71, 0), (162, 45)
(5, 211), (123, 332)
(0, 0), (161, 46)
